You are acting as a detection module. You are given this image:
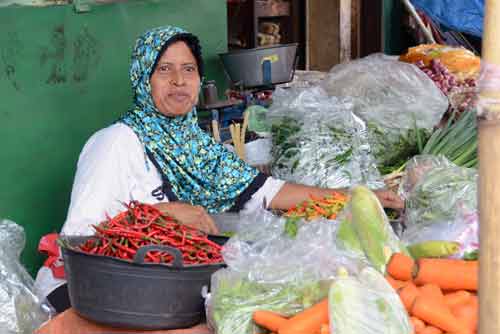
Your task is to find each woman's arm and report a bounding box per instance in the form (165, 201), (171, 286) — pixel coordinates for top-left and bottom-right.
(269, 182), (404, 210)
(154, 202), (219, 234)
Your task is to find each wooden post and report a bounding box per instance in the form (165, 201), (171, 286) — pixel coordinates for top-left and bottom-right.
(307, 0), (352, 71)
(339, 0), (352, 63)
(479, 1), (500, 333)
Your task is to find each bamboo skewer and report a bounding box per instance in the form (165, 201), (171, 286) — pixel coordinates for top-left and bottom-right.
(228, 114), (249, 161)
(212, 120), (221, 142)
(235, 123), (241, 158)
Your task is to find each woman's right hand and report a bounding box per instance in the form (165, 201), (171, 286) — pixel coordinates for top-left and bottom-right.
(153, 202), (219, 235)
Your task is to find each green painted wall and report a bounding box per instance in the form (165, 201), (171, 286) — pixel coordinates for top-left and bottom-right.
(0, 0), (228, 276)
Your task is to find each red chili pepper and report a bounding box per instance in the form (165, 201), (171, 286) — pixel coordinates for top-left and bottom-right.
(112, 240), (136, 255)
(80, 201), (223, 265)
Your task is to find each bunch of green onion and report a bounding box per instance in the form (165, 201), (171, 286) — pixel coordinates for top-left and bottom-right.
(421, 111), (477, 168)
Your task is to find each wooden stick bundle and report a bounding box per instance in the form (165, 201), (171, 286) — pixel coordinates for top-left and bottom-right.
(229, 111), (250, 161)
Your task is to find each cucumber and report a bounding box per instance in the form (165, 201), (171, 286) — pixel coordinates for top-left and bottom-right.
(407, 240), (461, 259)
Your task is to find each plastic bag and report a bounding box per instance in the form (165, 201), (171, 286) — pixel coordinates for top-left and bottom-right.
(246, 105), (271, 134)
(400, 155), (478, 258)
(268, 86), (384, 189)
(322, 54), (447, 132)
(398, 155), (454, 199)
(208, 209), (367, 334)
(321, 54), (448, 174)
(399, 44), (481, 80)
(245, 138), (272, 166)
(0, 219), (51, 334)
(329, 266), (413, 334)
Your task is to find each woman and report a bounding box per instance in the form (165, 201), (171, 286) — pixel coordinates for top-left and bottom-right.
(35, 26), (403, 314)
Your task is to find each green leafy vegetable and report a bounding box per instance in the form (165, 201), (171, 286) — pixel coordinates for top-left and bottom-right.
(367, 122), (431, 175)
(211, 273), (331, 334)
(422, 111), (477, 168)
(284, 216), (300, 238)
(463, 250), (478, 261)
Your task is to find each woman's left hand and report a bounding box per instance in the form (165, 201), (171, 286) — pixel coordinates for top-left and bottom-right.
(373, 189), (405, 210)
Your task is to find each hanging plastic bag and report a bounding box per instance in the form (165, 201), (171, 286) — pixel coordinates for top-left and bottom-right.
(268, 86), (384, 189)
(321, 54), (448, 174)
(0, 219), (51, 334)
(207, 208), (367, 334)
(400, 155), (478, 258)
(329, 266), (413, 334)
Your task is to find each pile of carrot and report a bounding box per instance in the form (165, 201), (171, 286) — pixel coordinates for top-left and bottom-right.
(386, 253), (478, 334)
(252, 298), (330, 334)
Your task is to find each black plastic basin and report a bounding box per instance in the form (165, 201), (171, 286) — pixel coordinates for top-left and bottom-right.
(60, 235), (227, 330)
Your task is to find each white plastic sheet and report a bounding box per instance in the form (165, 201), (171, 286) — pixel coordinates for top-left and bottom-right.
(0, 219), (50, 334)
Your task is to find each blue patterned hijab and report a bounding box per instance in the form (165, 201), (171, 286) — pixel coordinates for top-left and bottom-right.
(120, 26), (260, 213)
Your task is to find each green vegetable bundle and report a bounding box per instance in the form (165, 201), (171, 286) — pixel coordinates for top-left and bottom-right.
(422, 110), (477, 168)
(270, 116), (383, 189)
(367, 122), (431, 175)
(210, 269), (331, 334)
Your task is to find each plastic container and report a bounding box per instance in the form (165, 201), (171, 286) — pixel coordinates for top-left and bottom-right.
(60, 236), (226, 330)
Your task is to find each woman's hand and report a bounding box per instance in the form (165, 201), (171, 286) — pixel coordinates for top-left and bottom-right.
(153, 202), (219, 235)
(373, 189), (405, 210)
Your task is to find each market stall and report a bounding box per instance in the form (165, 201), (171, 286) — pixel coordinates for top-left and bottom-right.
(1, 1), (496, 334)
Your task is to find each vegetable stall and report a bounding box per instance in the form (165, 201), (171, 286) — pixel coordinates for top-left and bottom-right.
(206, 36), (484, 334)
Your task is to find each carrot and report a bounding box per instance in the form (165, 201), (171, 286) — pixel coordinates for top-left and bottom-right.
(398, 282), (420, 311)
(253, 310), (288, 332)
(414, 259), (477, 291)
(444, 291), (471, 308)
(387, 253), (416, 281)
(410, 316), (426, 332)
(419, 284), (444, 303)
(443, 330), (474, 334)
(386, 275), (408, 290)
(450, 295), (478, 332)
(419, 326), (443, 334)
(410, 296), (463, 333)
(320, 323), (330, 334)
(313, 204), (327, 216)
(278, 299), (329, 334)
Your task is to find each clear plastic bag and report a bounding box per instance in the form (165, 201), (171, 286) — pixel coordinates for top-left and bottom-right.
(321, 54), (448, 174)
(245, 138), (272, 166)
(329, 266), (413, 334)
(398, 155), (455, 200)
(321, 54), (448, 132)
(0, 219), (51, 334)
(400, 156), (478, 258)
(268, 86), (384, 189)
(208, 209), (367, 334)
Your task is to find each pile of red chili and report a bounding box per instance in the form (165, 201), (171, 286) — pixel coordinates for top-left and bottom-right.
(79, 201), (223, 265)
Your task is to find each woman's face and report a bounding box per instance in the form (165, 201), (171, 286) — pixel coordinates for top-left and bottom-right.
(150, 41), (201, 117)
